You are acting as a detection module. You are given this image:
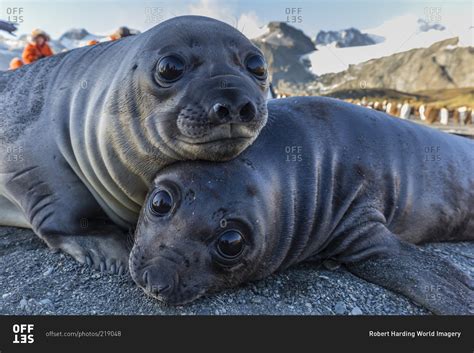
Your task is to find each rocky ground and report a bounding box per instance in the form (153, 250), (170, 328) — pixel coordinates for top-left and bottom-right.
(0, 226), (472, 315)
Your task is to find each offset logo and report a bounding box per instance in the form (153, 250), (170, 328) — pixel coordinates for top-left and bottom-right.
(145, 7), (165, 24)
(6, 7), (24, 23)
(12, 324), (34, 344)
(285, 8), (303, 24)
(285, 146), (303, 162)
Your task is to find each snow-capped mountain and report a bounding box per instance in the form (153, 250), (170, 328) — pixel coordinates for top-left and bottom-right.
(58, 28), (105, 50)
(307, 14), (471, 75)
(315, 37), (474, 94)
(315, 28), (376, 48)
(416, 18), (445, 32)
(252, 22), (316, 86)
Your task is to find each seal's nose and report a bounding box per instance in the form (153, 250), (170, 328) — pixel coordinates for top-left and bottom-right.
(151, 283), (172, 296)
(209, 100), (256, 124)
(142, 270), (174, 297)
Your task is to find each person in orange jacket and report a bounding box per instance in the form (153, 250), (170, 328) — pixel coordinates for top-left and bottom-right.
(9, 57), (24, 70)
(86, 39), (99, 46)
(22, 28), (54, 65)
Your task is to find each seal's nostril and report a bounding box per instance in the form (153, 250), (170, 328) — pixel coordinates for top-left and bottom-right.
(143, 271), (150, 288)
(239, 102), (256, 122)
(213, 103), (230, 120)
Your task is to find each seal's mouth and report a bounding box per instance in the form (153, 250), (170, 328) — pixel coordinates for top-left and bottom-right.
(142, 286), (207, 306)
(177, 124), (256, 145)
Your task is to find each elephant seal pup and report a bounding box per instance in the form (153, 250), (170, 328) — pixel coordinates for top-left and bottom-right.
(131, 96), (474, 314)
(0, 16), (269, 273)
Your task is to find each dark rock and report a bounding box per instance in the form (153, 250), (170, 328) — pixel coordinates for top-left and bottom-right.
(252, 22), (316, 87)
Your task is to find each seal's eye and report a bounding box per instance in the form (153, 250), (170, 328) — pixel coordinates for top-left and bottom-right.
(156, 55), (185, 82)
(245, 55), (267, 79)
(150, 190), (173, 216)
(216, 230), (245, 259)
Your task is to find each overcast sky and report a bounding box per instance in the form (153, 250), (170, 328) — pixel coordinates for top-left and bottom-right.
(1, 0), (471, 38)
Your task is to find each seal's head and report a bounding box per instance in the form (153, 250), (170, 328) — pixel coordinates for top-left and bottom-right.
(130, 160), (275, 304)
(129, 16), (269, 161)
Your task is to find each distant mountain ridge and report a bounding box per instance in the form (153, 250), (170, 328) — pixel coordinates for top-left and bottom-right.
(315, 28), (376, 48)
(251, 19), (473, 94)
(416, 18), (445, 32)
(59, 28), (91, 40)
(315, 37), (474, 94)
(58, 28), (105, 49)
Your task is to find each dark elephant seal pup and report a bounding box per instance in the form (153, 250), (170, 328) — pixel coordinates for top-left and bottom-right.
(0, 16), (269, 273)
(131, 97), (474, 314)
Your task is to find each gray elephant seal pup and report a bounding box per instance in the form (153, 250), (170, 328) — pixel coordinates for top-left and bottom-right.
(131, 96), (473, 314)
(0, 16), (269, 273)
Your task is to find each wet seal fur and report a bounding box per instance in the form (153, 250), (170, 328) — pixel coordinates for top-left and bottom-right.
(0, 16), (268, 273)
(132, 96), (473, 314)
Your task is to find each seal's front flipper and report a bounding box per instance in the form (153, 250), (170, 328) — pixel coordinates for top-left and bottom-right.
(2, 164), (131, 274)
(343, 231), (473, 315)
(42, 225), (131, 275)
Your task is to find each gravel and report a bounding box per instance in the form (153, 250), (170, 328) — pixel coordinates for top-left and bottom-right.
(0, 226), (472, 315)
